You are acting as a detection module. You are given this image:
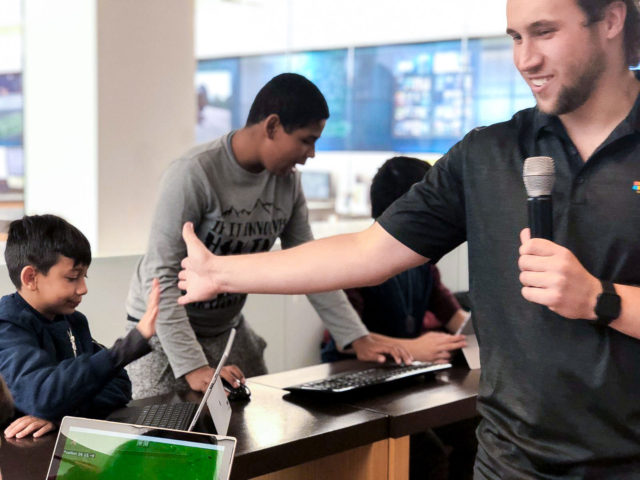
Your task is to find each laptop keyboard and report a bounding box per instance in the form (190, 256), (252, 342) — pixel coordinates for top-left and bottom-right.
(285, 361), (451, 394)
(134, 402), (198, 431)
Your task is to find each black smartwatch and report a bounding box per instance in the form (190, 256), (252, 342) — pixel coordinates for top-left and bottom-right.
(594, 280), (621, 327)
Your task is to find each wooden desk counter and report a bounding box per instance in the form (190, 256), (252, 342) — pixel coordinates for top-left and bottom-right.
(229, 382), (388, 479)
(250, 361), (480, 438)
(0, 383), (389, 480)
(0, 362), (478, 480)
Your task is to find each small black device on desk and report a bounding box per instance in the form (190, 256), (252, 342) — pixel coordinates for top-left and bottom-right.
(285, 361), (451, 395)
(222, 377), (251, 401)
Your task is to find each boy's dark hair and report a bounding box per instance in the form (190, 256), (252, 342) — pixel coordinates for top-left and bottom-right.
(370, 156), (430, 219)
(5, 214), (92, 289)
(246, 73), (330, 133)
(578, 0), (640, 66)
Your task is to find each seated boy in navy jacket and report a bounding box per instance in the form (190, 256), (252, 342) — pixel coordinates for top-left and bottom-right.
(0, 214), (159, 438)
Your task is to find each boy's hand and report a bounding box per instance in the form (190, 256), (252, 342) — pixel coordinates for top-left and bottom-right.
(137, 278), (160, 339)
(351, 334), (413, 365)
(220, 365), (246, 388)
(409, 332), (467, 363)
(185, 364), (246, 393)
(4, 415), (55, 439)
(185, 365), (215, 393)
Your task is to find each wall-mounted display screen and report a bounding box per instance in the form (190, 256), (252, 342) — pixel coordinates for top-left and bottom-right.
(196, 37), (536, 154)
(196, 38), (640, 154)
(0, 73), (22, 147)
(195, 49), (349, 150)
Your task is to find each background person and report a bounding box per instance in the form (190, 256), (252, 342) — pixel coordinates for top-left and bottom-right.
(125, 73), (411, 399)
(322, 156), (475, 480)
(321, 156), (468, 364)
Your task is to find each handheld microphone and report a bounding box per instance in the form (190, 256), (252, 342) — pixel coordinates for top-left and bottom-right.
(523, 156), (555, 240)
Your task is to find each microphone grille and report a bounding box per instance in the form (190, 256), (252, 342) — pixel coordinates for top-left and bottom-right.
(523, 156), (555, 196)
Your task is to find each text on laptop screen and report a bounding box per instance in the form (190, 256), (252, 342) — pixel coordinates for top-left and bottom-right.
(52, 426), (225, 479)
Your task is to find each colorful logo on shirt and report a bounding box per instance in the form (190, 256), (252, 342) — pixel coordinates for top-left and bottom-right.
(634, 181), (640, 194)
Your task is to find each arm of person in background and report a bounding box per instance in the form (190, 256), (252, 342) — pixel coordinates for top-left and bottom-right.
(425, 264), (470, 334)
(277, 184), (411, 364)
(519, 228), (640, 339)
(137, 159), (245, 393)
(367, 331), (466, 363)
(338, 264), (468, 363)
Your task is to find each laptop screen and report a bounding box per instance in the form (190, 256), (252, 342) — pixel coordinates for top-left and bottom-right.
(47, 416), (236, 480)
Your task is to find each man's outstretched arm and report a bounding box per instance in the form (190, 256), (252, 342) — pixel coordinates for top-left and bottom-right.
(178, 221), (428, 304)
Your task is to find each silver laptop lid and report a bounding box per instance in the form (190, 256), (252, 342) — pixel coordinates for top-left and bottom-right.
(46, 416), (236, 480)
(188, 328), (236, 432)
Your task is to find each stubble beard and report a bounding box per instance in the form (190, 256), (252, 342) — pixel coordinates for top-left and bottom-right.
(537, 41), (606, 116)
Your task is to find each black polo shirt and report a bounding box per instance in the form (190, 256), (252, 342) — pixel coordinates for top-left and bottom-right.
(379, 77), (640, 478)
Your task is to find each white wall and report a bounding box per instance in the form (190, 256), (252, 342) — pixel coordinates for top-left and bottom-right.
(196, 0), (508, 58)
(23, 0), (195, 256)
(23, 0), (99, 245)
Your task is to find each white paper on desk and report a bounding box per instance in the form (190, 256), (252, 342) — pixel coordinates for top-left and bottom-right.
(462, 334), (481, 370)
(459, 314), (481, 370)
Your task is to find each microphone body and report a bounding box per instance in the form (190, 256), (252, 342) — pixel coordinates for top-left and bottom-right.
(523, 156), (555, 240)
(527, 196), (552, 240)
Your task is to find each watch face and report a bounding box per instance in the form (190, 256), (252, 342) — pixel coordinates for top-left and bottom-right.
(595, 292), (621, 323)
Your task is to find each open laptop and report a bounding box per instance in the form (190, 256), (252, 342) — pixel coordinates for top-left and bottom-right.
(46, 416), (236, 480)
(108, 328), (235, 435)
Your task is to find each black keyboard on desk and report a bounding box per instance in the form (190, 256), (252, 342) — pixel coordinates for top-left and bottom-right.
(285, 361), (451, 394)
(134, 402), (198, 431)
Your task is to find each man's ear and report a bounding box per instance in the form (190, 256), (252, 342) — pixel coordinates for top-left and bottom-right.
(264, 114), (281, 140)
(20, 265), (38, 291)
(603, 1), (627, 41)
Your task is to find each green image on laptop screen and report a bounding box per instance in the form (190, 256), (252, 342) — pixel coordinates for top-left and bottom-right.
(54, 426), (222, 479)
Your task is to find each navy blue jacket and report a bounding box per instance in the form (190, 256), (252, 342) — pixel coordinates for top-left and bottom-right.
(0, 293), (132, 421)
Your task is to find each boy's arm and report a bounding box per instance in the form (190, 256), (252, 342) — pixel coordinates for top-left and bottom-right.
(0, 320), (123, 421)
(131, 158), (214, 387)
(425, 264), (468, 333)
(83, 285), (158, 417)
(277, 187), (412, 363)
(80, 362), (132, 418)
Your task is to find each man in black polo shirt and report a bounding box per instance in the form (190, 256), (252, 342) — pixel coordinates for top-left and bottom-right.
(177, 0), (640, 477)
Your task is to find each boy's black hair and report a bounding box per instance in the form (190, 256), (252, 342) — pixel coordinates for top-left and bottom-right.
(245, 73), (330, 133)
(578, 0), (640, 66)
(370, 156), (430, 219)
(5, 214), (92, 289)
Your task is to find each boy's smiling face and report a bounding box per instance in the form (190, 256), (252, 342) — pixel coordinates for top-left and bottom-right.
(27, 255), (88, 320)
